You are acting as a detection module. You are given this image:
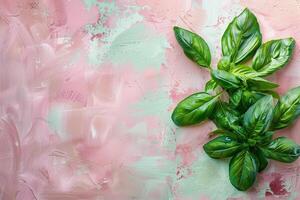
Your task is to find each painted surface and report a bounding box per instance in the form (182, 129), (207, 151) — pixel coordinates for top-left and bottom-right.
(1, 0), (300, 199)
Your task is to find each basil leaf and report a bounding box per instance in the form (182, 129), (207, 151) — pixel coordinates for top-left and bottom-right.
(205, 79), (218, 94)
(209, 129), (243, 141)
(260, 137), (300, 163)
(252, 38), (296, 77)
(221, 8), (262, 64)
(243, 95), (273, 136)
(211, 102), (241, 132)
(230, 65), (258, 79)
(240, 90), (265, 111)
(253, 148), (268, 172)
(211, 70), (241, 89)
(229, 89), (243, 108)
(255, 131), (274, 146)
(229, 150), (257, 191)
(203, 136), (242, 159)
(271, 86), (300, 130)
(217, 56), (231, 71)
(247, 77), (279, 91)
(174, 26), (211, 68)
(172, 92), (219, 126)
(259, 90), (280, 99)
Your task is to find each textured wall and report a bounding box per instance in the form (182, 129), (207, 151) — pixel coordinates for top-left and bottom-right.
(1, 0), (300, 199)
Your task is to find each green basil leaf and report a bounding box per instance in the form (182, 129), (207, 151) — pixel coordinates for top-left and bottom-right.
(205, 79), (218, 94)
(240, 90), (265, 111)
(217, 56), (231, 71)
(230, 65), (258, 80)
(253, 148), (268, 172)
(221, 8), (262, 64)
(171, 92), (219, 126)
(255, 131), (274, 146)
(229, 150), (257, 191)
(229, 89), (243, 109)
(260, 137), (300, 163)
(174, 26), (211, 68)
(209, 129), (242, 141)
(258, 90), (280, 99)
(211, 102), (241, 131)
(243, 95), (273, 136)
(252, 38), (296, 77)
(203, 136), (242, 159)
(247, 77), (279, 91)
(211, 69), (241, 89)
(271, 86), (300, 130)
(229, 89), (243, 108)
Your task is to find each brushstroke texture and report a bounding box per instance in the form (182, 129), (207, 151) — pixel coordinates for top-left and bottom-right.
(0, 0), (300, 199)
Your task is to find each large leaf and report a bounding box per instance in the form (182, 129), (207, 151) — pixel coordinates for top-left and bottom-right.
(260, 137), (300, 163)
(171, 92), (219, 126)
(221, 8), (262, 64)
(246, 77), (279, 91)
(203, 136), (242, 159)
(271, 86), (300, 130)
(229, 150), (257, 191)
(211, 102), (241, 132)
(243, 95), (273, 136)
(174, 26), (211, 68)
(211, 70), (241, 89)
(252, 38), (296, 77)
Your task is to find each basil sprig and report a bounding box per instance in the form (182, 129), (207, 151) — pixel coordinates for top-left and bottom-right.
(171, 8), (300, 191)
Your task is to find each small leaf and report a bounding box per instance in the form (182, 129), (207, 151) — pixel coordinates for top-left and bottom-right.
(247, 77), (279, 91)
(259, 90), (280, 99)
(252, 38), (296, 77)
(229, 150), (257, 191)
(222, 8), (262, 64)
(218, 56), (231, 71)
(211, 102), (241, 132)
(271, 86), (300, 130)
(172, 92), (219, 126)
(203, 136), (242, 159)
(211, 69), (241, 90)
(255, 131), (274, 146)
(260, 137), (300, 163)
(243, 95), (273, 136)
(174, 26), (211, 68)
(205, 79), (218, 94)
(253, 148), (268, 172)
(229, 89), (243, 109)
(209, 129), (242, 141)
(240, 90), (265, 111)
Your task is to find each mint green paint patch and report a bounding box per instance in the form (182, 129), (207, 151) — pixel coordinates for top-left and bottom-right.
(82, 0), (98, 10)
(130, 156), (176, 179)
(84, 0), (117, 36)
(130, 88), (176, 152)
(131, 88), (171, 119)
(129, 156), (175, 199)
(47, 104), (66, 139)
(176, 152), (246, 200)
(107, 23), (170, 70)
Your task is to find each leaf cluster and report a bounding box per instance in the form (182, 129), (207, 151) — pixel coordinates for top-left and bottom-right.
(172, 8), (300, 191)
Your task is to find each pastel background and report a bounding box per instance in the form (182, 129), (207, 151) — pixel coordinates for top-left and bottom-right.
(1, 0), (300, 199)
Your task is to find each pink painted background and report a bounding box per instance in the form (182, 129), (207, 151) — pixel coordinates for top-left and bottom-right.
(1, 0), (300, 199)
